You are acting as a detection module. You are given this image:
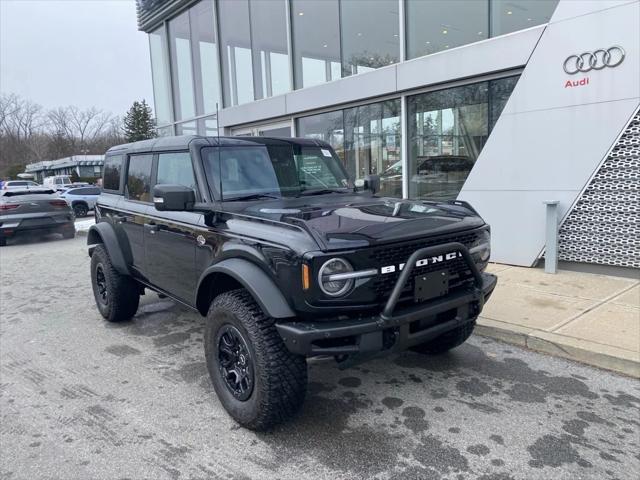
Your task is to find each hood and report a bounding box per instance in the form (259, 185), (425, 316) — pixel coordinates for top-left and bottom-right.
(229, 194), (485, 251)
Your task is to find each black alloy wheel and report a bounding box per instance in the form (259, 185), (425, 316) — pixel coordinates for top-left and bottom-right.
(95, 264), (108, 306)
(216, 324), (254, 401)
(73, 203), (88, 217)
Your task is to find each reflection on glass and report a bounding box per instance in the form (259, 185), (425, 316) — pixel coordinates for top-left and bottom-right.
(199, 117), (218, 136)
(176, 121), (197, 136)
(190, 1), (220, 115)
(156, 126), (174, 137)
(219, 0), (254, 106)
(344, 100), (402, 197)
(491, 0), (559, 36)
(292, 0), (341, 88)
(406, 0), (488, 59)
(168, 11), (195, 120)
(297, 110), (345, 160)
(489, 76), (519, 130)
(149, 26), (172, 126)
(250, 0), (290, 99)
(408, 77), (519, 200)
(340, 0), (399, 77)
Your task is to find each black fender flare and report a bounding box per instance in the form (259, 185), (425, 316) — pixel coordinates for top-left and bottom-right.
(197, 258), (295, 319)
(87, 222), (130, 275)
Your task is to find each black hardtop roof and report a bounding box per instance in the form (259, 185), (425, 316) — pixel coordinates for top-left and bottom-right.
(105, 135), (333, 155)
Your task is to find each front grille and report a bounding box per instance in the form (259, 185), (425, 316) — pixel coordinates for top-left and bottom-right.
(368, 230), (479, 304)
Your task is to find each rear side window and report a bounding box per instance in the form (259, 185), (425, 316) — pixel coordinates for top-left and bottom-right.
(156, 152), (197, 190)
(88, 187), (101, 195)
(126, 154), (153, 202)
(103, 155), (123, 191)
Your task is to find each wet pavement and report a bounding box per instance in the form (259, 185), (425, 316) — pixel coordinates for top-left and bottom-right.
(1, 236), (639, 479)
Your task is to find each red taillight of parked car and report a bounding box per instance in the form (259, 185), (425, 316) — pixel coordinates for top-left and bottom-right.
(0, 204), (19, 211)
(49, 200), (68, 208)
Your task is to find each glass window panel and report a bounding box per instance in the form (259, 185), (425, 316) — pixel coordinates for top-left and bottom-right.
(198, 116), (218, 136)
(491, 0), (558, 36)
(408, 83), (489, 201)
(157, 126), (174, 137)
(126, 154), (153, 202)
(157, 152), (197, 190)
(340, 0), (399, 77)
(103, 155), (123, 191)
(168, 11), (196, 121)
(219, 0), (254, 106)
(176, 121), (198, 136)
(344, 99), (402, 197)
(489, 75), (519, 130)
(297, 110), (345, 161)
(190, 1), (220, 115)
(291, 0), (341, 89)
(406, 0), (489, 59)
(149, 26), (172, 126)
(250, 0), (290, 99)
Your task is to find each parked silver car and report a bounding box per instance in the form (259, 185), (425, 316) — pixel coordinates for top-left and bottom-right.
(0, 189), (75, 246)
(58, 186), (100, 217)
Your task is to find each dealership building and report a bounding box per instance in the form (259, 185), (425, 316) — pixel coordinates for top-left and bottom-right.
(135, 0), (639, 273)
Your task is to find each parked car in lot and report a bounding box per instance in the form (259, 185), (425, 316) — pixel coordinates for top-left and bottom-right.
(2, 180), (41, 190)
(87, 136), (495, 430)
(59, 186), (100, 217)
(42, 175), (73, 191)
(0, 188), (75, 246)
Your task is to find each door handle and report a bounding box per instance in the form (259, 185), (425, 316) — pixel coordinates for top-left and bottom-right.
(145, 223), (160, 234)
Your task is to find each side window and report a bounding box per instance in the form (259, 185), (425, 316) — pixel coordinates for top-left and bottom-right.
(156, 152), (197, 191)
(103, 155), (123, 191)
(88, 187), (101, 195)
(126, 154), (153, 202)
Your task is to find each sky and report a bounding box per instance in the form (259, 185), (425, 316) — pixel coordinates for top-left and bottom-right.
(0, 0), (154, 117)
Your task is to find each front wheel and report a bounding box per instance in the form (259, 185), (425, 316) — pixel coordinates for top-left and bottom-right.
(90, 245), (140, 322)
(410, 320), (476, 355)
(205, 289), (307, 431)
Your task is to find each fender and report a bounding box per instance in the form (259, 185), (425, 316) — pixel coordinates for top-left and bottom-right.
(87, 222), (130, 275)
(198, 258), (295, 319)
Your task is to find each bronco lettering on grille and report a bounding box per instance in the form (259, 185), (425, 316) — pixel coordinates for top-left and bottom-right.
(380, 251), (461, 274)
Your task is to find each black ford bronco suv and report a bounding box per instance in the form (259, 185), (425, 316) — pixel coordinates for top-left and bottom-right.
(88, 135), (496, 430)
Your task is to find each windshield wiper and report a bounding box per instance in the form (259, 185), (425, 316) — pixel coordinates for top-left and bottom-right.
(297, 188), (349, 196)
(226, 193), (281, 201)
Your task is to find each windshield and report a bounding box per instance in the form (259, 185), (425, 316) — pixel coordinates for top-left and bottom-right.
(202, 144), (350, 201)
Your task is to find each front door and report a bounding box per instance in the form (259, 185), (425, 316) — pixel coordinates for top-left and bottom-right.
(144, 152), (199, 303)
(121, 153), (154, 276)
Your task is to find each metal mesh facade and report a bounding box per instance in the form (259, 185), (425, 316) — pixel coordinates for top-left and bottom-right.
(558, 108), (640, 269)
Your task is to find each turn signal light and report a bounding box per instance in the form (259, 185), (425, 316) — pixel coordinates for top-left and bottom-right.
(302, 264), (310, 291)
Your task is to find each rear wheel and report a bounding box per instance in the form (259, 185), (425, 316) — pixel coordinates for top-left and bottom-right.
(73, 203), (88, 217)
(411, 320), (476, 355)
(90, 245), (139, 322)
(205, 289), (307, 431)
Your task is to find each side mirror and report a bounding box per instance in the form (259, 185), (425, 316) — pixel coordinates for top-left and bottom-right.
(363, 174), (380, 194)
(153, 184), (195, 211)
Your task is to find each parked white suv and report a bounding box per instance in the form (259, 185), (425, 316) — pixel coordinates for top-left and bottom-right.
(43, 175), (72, 191)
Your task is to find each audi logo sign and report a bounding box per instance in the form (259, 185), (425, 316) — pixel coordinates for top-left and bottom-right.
(563, 46), (625, 74)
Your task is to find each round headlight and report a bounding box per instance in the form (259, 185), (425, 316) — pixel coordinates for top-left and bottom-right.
(318, 258), (354, 297)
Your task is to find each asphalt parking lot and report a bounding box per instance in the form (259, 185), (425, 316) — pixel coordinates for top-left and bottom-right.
(1, 235), (639, 480)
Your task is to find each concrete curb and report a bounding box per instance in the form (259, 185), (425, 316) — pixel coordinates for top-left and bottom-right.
(476, 317), (640, 378)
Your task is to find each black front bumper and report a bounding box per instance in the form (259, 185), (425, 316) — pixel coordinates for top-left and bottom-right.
(276, 242), (497, 359)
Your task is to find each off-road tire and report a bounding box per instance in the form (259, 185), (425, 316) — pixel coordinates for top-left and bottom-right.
(90, 244), (139, 322)
(411, 320), (476, 355)
(205, 289), (307, 431)
(73, 203), (88, 217)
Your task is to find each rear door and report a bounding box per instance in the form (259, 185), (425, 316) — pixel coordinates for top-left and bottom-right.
(120, 154), (154, 276)
(144, 151), (200, 303)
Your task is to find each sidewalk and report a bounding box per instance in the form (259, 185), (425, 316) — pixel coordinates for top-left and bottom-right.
(477, 263), (640, 377)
